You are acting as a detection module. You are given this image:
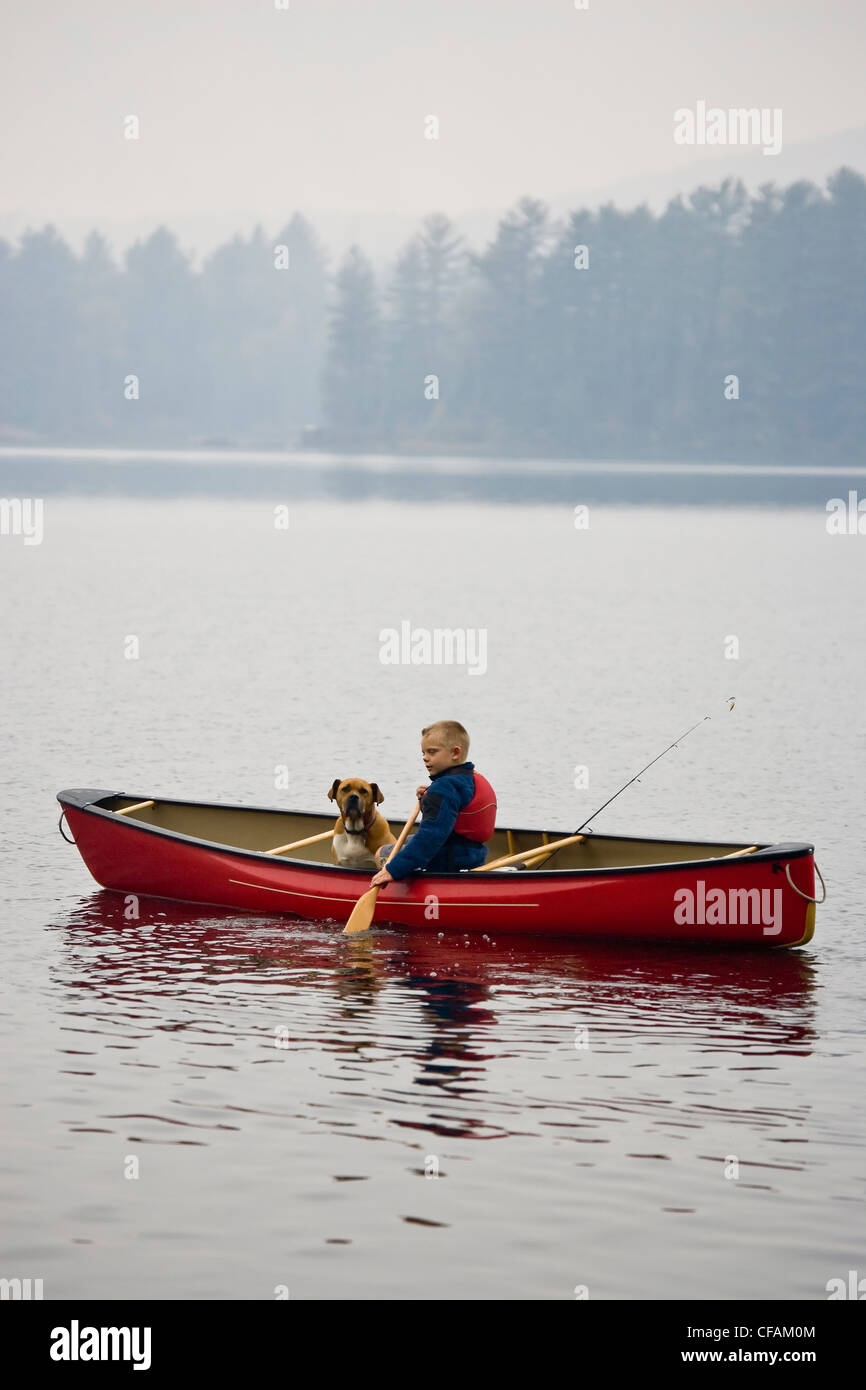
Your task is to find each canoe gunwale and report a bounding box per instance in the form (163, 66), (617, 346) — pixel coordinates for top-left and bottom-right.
(55, 788), (814, 882)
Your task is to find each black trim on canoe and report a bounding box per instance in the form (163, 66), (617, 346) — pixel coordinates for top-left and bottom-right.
(56, 789), (814, 882)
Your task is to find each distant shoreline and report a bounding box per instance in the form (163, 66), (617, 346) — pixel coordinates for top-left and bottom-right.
(1, 445), (864, 477)
(2, 446), (862, 506)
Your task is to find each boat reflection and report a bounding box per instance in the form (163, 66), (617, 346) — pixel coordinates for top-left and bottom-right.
(48, 891), (819, 1146)
(52, 889), (818, 1053)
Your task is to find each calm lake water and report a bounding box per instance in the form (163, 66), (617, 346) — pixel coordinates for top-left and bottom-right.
(1, 453), (864, 1299)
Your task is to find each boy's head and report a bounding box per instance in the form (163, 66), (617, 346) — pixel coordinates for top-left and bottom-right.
(421, 720), (470, 776)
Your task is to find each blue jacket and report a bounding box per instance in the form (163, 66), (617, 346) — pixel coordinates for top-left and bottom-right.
(385, 762), (488, 879)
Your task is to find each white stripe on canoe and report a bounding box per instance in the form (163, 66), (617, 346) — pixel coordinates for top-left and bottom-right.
(228, 878), (538, 907)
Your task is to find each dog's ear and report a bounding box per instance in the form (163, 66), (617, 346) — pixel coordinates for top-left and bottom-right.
(327, 779), (341, 802)
(370, 783), (384, 805)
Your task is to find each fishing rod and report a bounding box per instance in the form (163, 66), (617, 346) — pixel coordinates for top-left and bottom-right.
(575, 697), (736, 835)
(475, 698), (738, 873)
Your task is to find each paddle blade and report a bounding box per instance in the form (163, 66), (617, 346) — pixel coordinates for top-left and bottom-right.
(343, 886), (379, 935)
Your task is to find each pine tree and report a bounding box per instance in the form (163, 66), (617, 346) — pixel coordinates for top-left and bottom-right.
(321, 246), (382, 445)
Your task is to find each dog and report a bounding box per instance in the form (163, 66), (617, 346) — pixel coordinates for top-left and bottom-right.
(328, 778), (396, 870)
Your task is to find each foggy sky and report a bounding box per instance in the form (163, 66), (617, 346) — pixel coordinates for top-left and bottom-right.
(2, 0), (864, 262)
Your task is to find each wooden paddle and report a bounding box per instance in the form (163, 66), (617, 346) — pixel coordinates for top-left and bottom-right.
(342, 800), (422, 935)
(510, 840), (582, 870)
(265, 829), (335, 856)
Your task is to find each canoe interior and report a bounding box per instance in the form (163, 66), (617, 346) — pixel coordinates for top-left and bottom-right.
(102, 795), (762, 871)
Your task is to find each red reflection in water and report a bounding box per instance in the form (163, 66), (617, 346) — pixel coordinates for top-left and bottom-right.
(46, 891), (819, 1145)
(52, 889), (817, 1047)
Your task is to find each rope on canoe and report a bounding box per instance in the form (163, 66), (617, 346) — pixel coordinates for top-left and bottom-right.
(58, 810), (76, 844)
(785, 861), (826, 904)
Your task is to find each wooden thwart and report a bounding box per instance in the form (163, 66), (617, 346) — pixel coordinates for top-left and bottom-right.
(116, 800), (155, 816)
(480, 839), (760, 873)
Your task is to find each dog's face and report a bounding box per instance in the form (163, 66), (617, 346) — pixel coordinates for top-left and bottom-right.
(327, 778), (384, 834)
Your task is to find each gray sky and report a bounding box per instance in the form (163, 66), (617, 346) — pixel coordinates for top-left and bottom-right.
(2, 0), (865, 263)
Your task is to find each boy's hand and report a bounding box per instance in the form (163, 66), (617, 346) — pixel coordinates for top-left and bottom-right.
(370, 866), (394, 888)
(415, 785), (428, 800)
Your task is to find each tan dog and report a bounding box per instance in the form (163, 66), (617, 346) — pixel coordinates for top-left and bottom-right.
(328, 778), (396, 870)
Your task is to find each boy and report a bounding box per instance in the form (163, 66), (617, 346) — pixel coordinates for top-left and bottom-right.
(369, 720), (497, 884)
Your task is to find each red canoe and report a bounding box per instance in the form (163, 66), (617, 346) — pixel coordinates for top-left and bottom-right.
(56, 789), (821, 949)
